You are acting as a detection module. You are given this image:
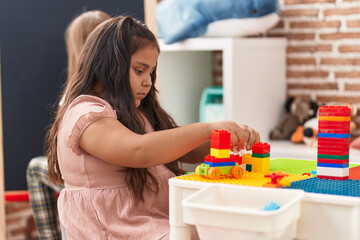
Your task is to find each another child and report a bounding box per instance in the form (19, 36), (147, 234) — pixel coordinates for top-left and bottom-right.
(45, 16), (260, 239)
(26, 10), (110, 240)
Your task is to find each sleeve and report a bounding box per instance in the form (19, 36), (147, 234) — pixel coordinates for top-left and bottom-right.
(68, 96), (117, 155)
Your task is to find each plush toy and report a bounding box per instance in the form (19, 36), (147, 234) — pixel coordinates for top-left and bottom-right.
(302, 117), (318, 147)
(270, 97), (318, 140)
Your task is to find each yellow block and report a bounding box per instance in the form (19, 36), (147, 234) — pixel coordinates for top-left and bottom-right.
(318, 116), (351, 121)
(210, 148), (230, 158)
(242, 153), (252, 164)
(252, 157), (270, 174)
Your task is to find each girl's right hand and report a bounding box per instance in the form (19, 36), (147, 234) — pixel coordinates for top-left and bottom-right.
(208, 121), (260, 151)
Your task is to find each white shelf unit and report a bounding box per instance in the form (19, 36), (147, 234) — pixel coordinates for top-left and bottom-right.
(158, 37), (287, 141)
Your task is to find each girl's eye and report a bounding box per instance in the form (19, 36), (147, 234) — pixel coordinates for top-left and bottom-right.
(135, 69), (144, 74)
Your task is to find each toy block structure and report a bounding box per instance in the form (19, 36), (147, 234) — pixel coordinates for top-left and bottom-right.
(196, 130), (244, 180)
(317, 106), (351, 180)
(263, 170), (289, 188)
(250, 142), (271, 174)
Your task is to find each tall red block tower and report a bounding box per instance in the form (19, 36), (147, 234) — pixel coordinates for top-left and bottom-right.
(317, 106), (351, 180)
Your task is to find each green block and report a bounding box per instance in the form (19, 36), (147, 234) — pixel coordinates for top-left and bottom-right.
(246, 164), (252, 172)
(317, 154), (349, 160)
(252, 153), (270, 158)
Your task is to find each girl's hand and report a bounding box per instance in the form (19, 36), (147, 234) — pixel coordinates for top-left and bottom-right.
(208, 121), (260, 151)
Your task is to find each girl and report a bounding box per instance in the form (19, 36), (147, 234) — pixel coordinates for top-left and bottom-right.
(45, 16), (260, 239)
(26, 10), (110, 240)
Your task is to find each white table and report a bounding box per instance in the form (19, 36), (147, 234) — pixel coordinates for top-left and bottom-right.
(169, 165), (360, 240)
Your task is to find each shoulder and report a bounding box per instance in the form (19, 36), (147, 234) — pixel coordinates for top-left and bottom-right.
(68, 95), (113, 111)
(65, 95), (117, 119)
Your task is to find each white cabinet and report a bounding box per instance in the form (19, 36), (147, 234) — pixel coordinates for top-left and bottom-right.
(158, 37), (287, 141)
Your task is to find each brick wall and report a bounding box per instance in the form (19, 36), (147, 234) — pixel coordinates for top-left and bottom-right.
(269, 0), (360, 104)
(5, 201), (38, 240)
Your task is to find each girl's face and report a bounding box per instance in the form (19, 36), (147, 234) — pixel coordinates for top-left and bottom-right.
(129, 45), (159, 108)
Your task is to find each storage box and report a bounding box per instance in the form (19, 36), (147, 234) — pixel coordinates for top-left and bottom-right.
(182, 185), (304, 240)
(199, 86), (224, 122)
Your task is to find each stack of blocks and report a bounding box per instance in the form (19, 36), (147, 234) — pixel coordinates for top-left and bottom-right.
(204, 130), (242, 173)
(242, 142), (270, 174)
(317, 106), (351, 180)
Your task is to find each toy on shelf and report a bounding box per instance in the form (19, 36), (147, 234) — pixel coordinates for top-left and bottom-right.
(270, 97), (318, 140)
(263, 170), (289, 188)
(317, 106), (351, 180)
(196, 130), (243, 180)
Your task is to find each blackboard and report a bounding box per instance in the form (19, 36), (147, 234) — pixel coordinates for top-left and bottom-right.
(0, 0), (144, 190)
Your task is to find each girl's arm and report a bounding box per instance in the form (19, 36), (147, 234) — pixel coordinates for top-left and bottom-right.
(79, 118), (259, 168)
(177, 140), (210, 164)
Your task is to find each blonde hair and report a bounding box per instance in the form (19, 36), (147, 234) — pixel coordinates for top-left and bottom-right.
(63, 10), (111, 97)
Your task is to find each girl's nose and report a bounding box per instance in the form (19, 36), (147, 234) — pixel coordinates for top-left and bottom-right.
(143, 74), (152, 87)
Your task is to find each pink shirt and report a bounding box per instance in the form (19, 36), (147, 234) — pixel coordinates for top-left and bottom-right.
(57, 95), (175, 239)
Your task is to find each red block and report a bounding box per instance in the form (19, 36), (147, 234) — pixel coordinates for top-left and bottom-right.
(318, 121), (350, 128)
(318, 137), (350, 145)
(317, 175), (349, 180)
(318, 128), (350, 134)
(350, 165), (360, 180)
(210, 130), (230, 149)
(204, 154), (242, 164)
(317, 149), (349, 155)
(252, 142), (270, 154)
(319, 106), (351, 116)
(204, 155), (231, 163)
(317, 158), (349, 164)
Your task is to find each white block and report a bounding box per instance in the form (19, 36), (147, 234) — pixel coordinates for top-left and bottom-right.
(317, 167), (349, 177)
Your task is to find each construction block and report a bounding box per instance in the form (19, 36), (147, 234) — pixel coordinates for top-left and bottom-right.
(319, 105), (351, 116)
(317, 133), (350, 138)
(246, 164), (252, 172)
(210, 130), (230, 149)
(286, 178), (360, 196)
(318, 121), (351, 128)
(317, 175), (349, 180)
(318, 128), (350, 134)
(230, 154), (242, 165)
(317, 149), (349, 155)
(210, 148), (230, 158)
(242, 153), (252, 164)
(251, 157), (270, 174)
(317, 158), (349, 164)
(318, 116), (351, 121)
(349, 165), (360, 180)
(318, 137), (350, 145)
(317, 154), (349, 160)
(204, 161), (236, 167)
(252, 152), (270, 158)
(317, 166), (349, 177)
(317, 162), (349, 168)
(251, 142), (270, 154)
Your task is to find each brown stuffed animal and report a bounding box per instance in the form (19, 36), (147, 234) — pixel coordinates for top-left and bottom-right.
(270, 97), (318, 140)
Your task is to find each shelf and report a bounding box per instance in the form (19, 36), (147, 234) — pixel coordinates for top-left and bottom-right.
(158, 37), (287, 52)
(157, 37), (287, 141)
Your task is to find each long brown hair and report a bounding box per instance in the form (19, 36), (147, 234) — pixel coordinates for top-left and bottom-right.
(46, 16), (184, 201)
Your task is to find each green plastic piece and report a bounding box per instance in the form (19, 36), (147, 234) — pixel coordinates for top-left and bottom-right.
(252, 153), (270, 158)
(317, 154), (349, 160)
(270, 158), (359, 174)
(246, 164), (252, 172)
